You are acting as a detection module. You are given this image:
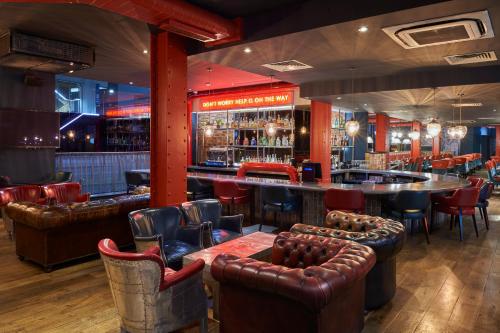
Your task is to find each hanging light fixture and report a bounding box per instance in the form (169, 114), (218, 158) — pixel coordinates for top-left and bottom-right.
(265, 74), (278, 137)
(204, 67), (215, 137)
(345, 67), (360, 137)
(455, 93), (467, 140)
(447, 102), (458, 139)
(408, 121), (420, 140)
(300, 109), (307, 135)
(426, 88), (441, 138)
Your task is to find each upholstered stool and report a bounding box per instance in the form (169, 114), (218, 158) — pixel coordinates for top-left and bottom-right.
(290, 211), (405, 310)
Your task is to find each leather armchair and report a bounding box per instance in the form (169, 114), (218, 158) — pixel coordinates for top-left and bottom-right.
(98, 238), (208, 333)
(42, 182), (90, 204)
(211, 232), (376, 333)
(128, 206), (203, 270)
(181, 199), (243, 247)
(291, 210), (406, 310)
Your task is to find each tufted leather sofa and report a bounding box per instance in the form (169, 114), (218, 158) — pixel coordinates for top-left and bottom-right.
(211, 232), (376, 333)
(291, 210), (405, 309)
(6, 194), (149, 271)
(42, 182), (90, 204)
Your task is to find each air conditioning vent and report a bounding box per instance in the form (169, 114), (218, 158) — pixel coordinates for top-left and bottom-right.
(451, 102), (483, 107)
(447, 120), (476, 125)
(444, 51), (497, 65)
(382, 10), (494, 49)
(262, 60), (313, 72)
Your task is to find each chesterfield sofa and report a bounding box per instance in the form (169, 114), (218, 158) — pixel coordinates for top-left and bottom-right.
(6, 194), (149, 271)
(211, 232), (376, 333)
(291, 210), (405, 309)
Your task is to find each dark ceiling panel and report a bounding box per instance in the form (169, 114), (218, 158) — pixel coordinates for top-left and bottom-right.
(185, 0), (305, 19)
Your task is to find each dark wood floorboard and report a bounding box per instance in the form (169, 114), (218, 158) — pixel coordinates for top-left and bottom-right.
(1, 182), (499, 332)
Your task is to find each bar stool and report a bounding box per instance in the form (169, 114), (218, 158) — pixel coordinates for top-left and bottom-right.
(387, 190), (430, 244)
(434, 187), (480, 241)
(476, 181), (493, 230)
(260, 186), (302, 231)
(324, 188), (365, 214)
(213, 180), (254, 222)
(187, 177), (213, 200)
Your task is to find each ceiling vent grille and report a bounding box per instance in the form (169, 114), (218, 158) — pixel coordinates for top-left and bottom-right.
(447, 119), (476, 125)
(444, 51), (497, 65)
(262, 60), (313, 72)
(451, 102), (483, 107)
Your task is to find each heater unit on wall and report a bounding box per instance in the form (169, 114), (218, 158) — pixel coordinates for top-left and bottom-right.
(0, 30), (94, 73)
(382, 10), (494, 49)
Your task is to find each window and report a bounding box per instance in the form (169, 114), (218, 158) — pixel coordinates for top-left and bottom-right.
(55, 81), (82, 113)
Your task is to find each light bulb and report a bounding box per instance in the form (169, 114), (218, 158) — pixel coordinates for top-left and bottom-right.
(427, 120), (441, 138)
(345, 120), (360, 137)
(300, 126), (307, 135)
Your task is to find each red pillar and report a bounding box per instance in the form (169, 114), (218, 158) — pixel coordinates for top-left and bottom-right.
(432, 135), (441, 156)
(187, 99), (193, 166)
(310, 101), (332, 183)
(496, 126), (500, 156)
(150, 31), (188, 207)
(410, 121), (421, 158)
(375, 114), (390, 152)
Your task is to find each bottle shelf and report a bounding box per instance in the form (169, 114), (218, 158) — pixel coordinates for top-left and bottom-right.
(231, 145), (293, 149)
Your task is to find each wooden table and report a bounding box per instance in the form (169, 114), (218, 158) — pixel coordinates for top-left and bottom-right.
(183, 232), (276, 320)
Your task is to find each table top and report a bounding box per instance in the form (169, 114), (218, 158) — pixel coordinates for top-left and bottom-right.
(183, 232), (276, 269)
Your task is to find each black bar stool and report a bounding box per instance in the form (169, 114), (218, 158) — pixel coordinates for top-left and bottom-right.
(260, 186), (302, 231)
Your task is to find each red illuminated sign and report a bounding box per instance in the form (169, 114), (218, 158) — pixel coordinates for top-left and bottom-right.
(199, 91), (293, 111)
(105, 105), (150, 118)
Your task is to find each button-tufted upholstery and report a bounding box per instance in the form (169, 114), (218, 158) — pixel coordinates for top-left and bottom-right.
(291, 210), (405, 309)
(211, 232), (375, 333)
(42, 182), (90, 204)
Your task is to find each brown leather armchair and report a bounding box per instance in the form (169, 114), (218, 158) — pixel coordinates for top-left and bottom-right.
(211, 232), (376, 333)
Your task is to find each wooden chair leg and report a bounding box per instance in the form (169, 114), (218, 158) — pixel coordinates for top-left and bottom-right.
(484, 207), (490, 230)
(458, 210), (464, 241)
(422, 216), (430, 244)
(472, 213), (479, 238)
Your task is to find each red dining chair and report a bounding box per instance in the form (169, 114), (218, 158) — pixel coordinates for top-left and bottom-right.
(324, 188), (365, 214)
(467, 176), (484, 188)
(434, 187), (480, 241)
(213, 180), (254, 221)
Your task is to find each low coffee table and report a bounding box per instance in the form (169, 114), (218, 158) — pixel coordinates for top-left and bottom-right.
(183, 231), (276, 320)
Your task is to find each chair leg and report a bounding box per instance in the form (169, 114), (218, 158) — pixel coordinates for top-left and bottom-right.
(458, 210), (464, 241)
(479, 207), (484, 220)
(472, 213), (479, 238)
(422, 216), (430, 244)
(199, 315), (208, 333)
(484, 207), (490, 230)
(449, 215), (454, 230)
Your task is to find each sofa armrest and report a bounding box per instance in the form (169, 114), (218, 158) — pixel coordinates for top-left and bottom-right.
(75, 193), (90, 202)
(160, 258), (205, 290)
(176, 225), (203, 248)
(218, 215), (243, 234)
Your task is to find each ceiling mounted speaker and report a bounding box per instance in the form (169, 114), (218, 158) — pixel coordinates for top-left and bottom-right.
(382, 10), (494, 49)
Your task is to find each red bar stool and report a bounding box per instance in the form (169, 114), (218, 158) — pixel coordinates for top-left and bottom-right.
(434, 187), (480, 241)
(324, 188), (365, 214)
(213, 180), (254, 222)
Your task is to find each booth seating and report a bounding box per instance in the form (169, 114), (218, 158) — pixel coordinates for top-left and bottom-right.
(433, 187), (481, 241)
(260, 186), (302, 230)
(211, 232), (376, 333)
(477, 182), (494, 230)
(42, 182), (90, 204)
(485, 161), (500, 186)
(180, 199), (243, 247)
(128, 206), (203, 270)
(324, 188), (365, 214)
(431, 159), (449, 175)
(98, 239), (208, 333)
(6, 194), (150, 271)
(42, 171), (73, 184)
(0, 185), (46, 239)
(291, 211), (405, 310)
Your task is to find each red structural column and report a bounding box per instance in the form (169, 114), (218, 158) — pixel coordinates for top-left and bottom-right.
(432, 135), (441, 156)
(187, 99), (193, 166)
(310, 101), (332, 183)
(375, 114), (390, 152)
(150, 31), (188, 207)
(496, 126), (500, 156)
(410, 121), (421, 158)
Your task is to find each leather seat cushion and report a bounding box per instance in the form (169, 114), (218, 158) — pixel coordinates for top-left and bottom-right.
(163, 240), (200, 268)
(218, 195), (250, 205)
(263, 200), (298, 212)
(212, 229), (240, 245)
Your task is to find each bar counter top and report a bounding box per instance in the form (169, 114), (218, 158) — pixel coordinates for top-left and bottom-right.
(188, 169), (469, 195)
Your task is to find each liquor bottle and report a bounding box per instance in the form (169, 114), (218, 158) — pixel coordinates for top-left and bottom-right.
(243, 137), (249, 146)
(251, 137), (257, 146)
(276, 137), (281, 147)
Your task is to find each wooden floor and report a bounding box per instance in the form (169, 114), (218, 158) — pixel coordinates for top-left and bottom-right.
(1, 186), (500, 332)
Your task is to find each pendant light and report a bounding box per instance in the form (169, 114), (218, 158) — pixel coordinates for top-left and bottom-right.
(454, 93), (467, 140)
(299, 110), (307, 135)
(447, 101), (458, 139)
(426, 88), (441, 138)
(204, 67), (215, 137)
(408, 122), (420, 140)
(345, 67), (360, 137)
(265, 74), (278, 137)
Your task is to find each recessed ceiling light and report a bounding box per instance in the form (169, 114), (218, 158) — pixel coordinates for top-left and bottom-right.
(494, 109), (497, 112)
(364, 103), (368, 106)
(68, 70), (74, 74)
(336, 96), (342, 100)
(244, 47), (252, 54)
(358, 26), (368, 33)
(143, 49), (148, 54)
(109, 89), (115, 94)
(129, 81), (134, 85)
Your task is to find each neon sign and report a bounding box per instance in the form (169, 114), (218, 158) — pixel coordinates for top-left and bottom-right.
(105, 105), (150, 118)
(199, 91), (293, 111)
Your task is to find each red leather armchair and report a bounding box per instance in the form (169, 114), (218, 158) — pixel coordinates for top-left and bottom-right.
(42, 182), (90, 204)
(0, 185), (45, 239)
(434, 187), (480, 241)
(211, 232), (376, 333)
(98, 238), (208, 333)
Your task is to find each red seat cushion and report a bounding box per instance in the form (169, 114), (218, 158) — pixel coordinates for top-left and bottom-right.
(437, 205), (476, 216)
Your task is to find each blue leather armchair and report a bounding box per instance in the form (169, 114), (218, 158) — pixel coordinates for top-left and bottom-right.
(128, 206), (203, 270)
(181, 199), (243, 247)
